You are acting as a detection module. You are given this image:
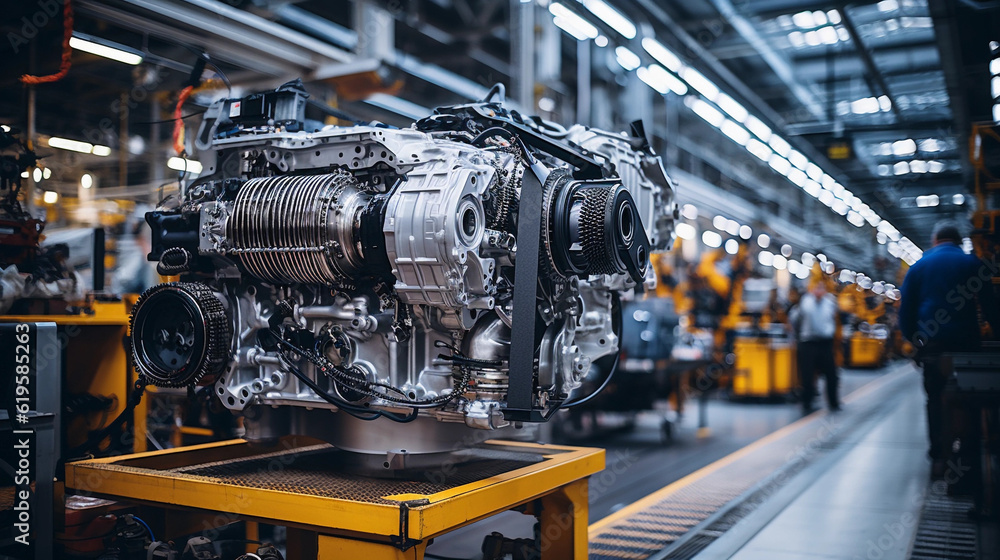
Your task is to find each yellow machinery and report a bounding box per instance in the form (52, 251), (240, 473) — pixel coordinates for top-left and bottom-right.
(673, 245), (754, 365)
(66, 438), (604, 559)
(847, 331), (888, 368)
(971, 123), (1000, 334)
(837, 284), (889, 368)
(731, 333), (797, 399)
(0, 297), (148, 454)
(730, 277), (798, 400)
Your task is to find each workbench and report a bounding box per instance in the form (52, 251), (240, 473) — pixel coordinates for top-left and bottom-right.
(65, 437), (604, 559)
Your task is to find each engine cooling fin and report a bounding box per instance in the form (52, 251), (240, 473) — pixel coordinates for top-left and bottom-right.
(226, 171), (365, 285)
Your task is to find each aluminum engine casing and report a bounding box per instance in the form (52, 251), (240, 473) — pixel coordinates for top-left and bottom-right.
(133, 85), (677, 462)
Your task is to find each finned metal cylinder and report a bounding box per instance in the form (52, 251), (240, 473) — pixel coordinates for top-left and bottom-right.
(543, 171), (651, 282)
(227, 171), (367, 285)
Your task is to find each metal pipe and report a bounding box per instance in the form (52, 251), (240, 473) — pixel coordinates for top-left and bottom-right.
(839, 8), (902, 120)
(119, 92), (128, 188)
(75, 0), (351, 77)
(576, 39), (591, 124)
(512, 0), (535, 109)
(26, 84), (36, 217)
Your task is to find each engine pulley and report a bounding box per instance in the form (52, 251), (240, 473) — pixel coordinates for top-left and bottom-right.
(130, 282), (231, 387)
(543, 170), (650, 282)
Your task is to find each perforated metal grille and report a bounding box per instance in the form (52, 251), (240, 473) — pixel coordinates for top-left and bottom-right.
(909, 493), (977, 560)
(164, 445), (543, 505)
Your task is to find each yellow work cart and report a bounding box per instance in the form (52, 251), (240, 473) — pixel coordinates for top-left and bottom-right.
(730, 327), (798, 400)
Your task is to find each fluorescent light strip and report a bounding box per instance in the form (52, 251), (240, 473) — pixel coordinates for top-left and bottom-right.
(48, 136), (92, 153)
(637, 65), (687, 95)
(615, 46), (641, 71)
(47, 136), (111, 157)
(167, 157), (203, 174)
(744, 115), (772, 142)
(687, 97), (724, 127)
(581, 0), (636, 39)
(70, 36), (142, 65)
(768, 135), (791, 158)
(788, 150), (808, 170)
(720, 119), (750, 145)
(549, 3), (599, 40)
(680, 67), (719, 100)
(746, 138), (772, 161)
(641, 37), (682, 72)
(714, 93), (748, 122)
(768, 154), (792, 175)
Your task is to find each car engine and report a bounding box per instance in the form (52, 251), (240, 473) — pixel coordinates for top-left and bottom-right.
(133, 81), (677, 468)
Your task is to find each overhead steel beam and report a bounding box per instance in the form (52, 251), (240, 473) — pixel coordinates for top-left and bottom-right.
(927, 0), (975, 195)
(274, 3), (358, 50)
(276, 5), (500, 108)
(634, 0), (791, 129)
(805, 62), (943, 87)
(786, 118), (954, 136)
(836, 9), (902, 120)
(707, 0), (827, 121)
(78, 0), (351, 77)
(791, 38), (939, 63)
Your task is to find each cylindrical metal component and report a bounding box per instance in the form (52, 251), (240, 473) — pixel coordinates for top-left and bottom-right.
(130, 282), (232, 387)
(227, 171), (368, 285)
(543, 171), (650, 282)
(462, 313), (511, 400)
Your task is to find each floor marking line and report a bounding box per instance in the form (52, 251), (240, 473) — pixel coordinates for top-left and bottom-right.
(588, 362), (915, 535)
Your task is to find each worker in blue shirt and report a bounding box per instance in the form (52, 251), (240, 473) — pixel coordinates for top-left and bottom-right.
(899, 221), (998, 476)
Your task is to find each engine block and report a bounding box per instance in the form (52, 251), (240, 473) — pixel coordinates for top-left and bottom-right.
(134, 81), (677, 465)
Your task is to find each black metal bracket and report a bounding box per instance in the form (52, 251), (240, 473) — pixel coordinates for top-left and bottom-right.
(392, 498), (430, 551)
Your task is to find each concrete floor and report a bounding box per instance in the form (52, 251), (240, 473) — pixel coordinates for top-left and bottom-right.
(424, 366), (891, 559)
(722, 366), (928, 559)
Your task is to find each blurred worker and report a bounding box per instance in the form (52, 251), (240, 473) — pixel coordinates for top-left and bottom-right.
(790, 282), (840, 414)
(899, 221), (998, 476)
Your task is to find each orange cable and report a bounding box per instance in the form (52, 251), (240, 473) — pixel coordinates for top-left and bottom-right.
(20, 0), (73, 85)
(172, 85), (195, 156)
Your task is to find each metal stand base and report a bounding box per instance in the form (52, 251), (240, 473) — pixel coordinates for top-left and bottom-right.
(66, 437), (603, 559)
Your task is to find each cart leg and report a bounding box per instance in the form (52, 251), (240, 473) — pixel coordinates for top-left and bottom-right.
(697, 384), (711, 439)
(660, 418), (674, 445)
(538, 478), (589, 559)
(244, 521), (259, 555)
(317, 534), (426, 559)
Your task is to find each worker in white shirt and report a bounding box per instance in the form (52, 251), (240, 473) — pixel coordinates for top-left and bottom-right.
(790, 282), (840, 414)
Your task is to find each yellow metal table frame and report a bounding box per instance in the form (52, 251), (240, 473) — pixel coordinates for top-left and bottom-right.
(1, 299), (148, 453)
(66, 438), (604, 559)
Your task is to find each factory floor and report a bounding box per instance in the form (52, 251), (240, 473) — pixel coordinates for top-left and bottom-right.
(425, 361), (993, 560)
